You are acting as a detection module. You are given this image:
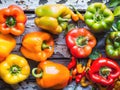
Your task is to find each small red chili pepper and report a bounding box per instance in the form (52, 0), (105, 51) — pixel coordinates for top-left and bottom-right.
(75, 74), (82, 84)
(75, 71), (86, 84)
(67, 56), (77, 70)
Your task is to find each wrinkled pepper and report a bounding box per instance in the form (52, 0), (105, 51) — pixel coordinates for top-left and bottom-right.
(84, 2), (114, 33)
(21, 32), (54, 62)
(0, 5), (27, 36)
(88, 57), (120, 86)
(0, 54), (30, 84)
(105, 31), (120, 59)
(65, 28), (96, 58)
(34, 4), (81, 34)
(32, 61), (70, 89)
(0, 33), (16, 62)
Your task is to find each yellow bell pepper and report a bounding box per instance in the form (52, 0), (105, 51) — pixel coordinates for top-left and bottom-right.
(0, 54), (30, 84)
(0, 33), (16, 62)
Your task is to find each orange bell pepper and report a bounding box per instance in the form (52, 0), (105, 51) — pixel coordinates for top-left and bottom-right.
(0, 5), (27, 36)
(0, 33), (16, 62)
(21, 32), (54, 62)
(32, 61), (70, 89)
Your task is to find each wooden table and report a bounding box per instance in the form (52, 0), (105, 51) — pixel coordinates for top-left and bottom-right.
(0, 0), (119, 90)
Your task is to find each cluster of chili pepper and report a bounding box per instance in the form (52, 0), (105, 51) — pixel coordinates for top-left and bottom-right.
(67, 47), (120, 90)
(67, 56), (92, 87)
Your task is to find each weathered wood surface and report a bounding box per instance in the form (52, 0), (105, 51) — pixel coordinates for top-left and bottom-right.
(0, 0), (119, 90)
(0, 0), (110, 10)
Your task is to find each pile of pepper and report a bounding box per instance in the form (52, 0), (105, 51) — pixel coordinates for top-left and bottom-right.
(0, 5), (30, 85)
(0, 2), (120, 90)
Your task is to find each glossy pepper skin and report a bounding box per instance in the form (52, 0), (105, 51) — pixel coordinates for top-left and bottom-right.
(105, 31), (120, 59)
(0, 5), (27, 36)
(21, 32), (54, 62)
(0, 33), (16, 62)
(32, 61), (70, 89)
(88, 57), (120, 86)
(0, 54), (30, 84)
(34, 4), (79, 34)
(67, 56), (76, 70)
(65, 28), (96, 58)
(84, 3), (114, 33)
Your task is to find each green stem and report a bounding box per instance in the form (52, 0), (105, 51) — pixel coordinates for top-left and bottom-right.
(10, 65), (21, 75)
(114, 36), (120, 42)
(76, 36), (88, 47)
(6, 16), (16, 27)
(41, 42), (51, 50)
(32, 68), (43, 78)
(99, 67), (111, 77)
(112, 25), (118, 31)
(69, 5), (79, 14)
(58, 17), (70, 22)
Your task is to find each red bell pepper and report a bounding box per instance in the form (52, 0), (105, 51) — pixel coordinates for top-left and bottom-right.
(65, 28), (96, 58)
(88, 57), (120, 86)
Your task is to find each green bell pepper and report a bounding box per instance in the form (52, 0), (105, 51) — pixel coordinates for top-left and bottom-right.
(105, 31), (120, 59)
(34, 4), (78, 34)
(116, 20), (120, 31)
(84, 2), (114, 33)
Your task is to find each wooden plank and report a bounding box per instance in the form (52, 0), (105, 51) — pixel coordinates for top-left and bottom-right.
(0, 0), (110, 11)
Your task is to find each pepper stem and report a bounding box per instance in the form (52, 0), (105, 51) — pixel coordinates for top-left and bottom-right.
(99, 67), (111, 77)
(32, 68), (43, 78)
(69, 5), (79, 14)
(76, 36), (88, 47)
(114, 36), (120, 42)
(112, 25), (118, 31)
(41, 42), (51, 50)
(10, 65), (21, 75)
(6, 16), (16, 27)
(58, 17), (70, 22)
